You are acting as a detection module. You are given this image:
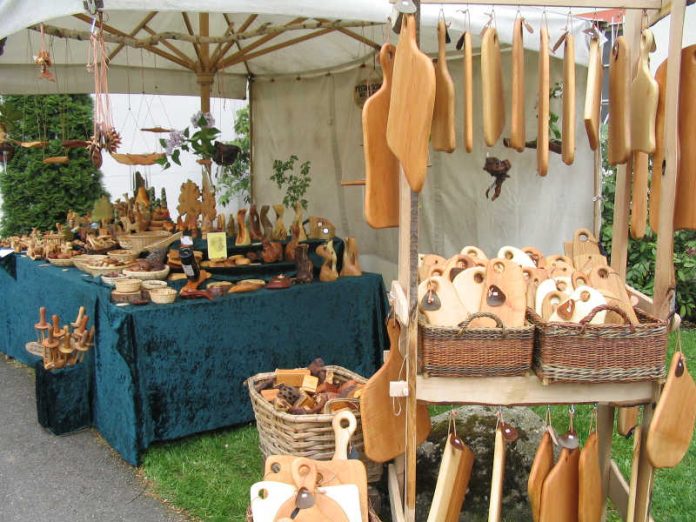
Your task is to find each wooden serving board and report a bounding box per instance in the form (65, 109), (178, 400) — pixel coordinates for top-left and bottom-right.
(528, 431), (554, 522)
(646, 351), (696, 468)
(471, 259), (527, 328)
(584, 38), (603, 151)
(432, 19), (456, 153)
(481, 27), (505, 147)
(443, 254), (475, 282)
(572, 228), (601, 258)
(418, 276), (469, 327)
(630, 29), (658, 154)
(419, 254), (447, 282)
(386, 14), (436, 193)
(588, 266), (639, 325)
(428, 435), (474, 522)
(562, 33), (576, 166)
(578, 432), (602, 522)
(497, 246), (536, 268)
(649, 58), (667, 232)
(461, 246), (488, 262)
(363, 43), (399, 229)
(630, 151), (649, 240)
(445, 441), (475, 522)
(673, 45), (696, 230)
(608, 37), (631, 166)
(509, 17), (526, 152)
(537, 26), (550, 176)
(360, 317), (431, 467)
(453, 266), (486, 315)
(488, 426), (506, 522)
(462, 32), (474, 153)
(539, 448), (579, 522)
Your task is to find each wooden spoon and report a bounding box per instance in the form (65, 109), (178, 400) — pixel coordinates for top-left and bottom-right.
(509, 16), (526, 152)
(608, 36), (631, 165)
(462, 32), (474, 153)
(432, 19), (456, 153)
(537, 25), (550, 176)
(481, 27), (505, 147)
(562, 33), (576, 166)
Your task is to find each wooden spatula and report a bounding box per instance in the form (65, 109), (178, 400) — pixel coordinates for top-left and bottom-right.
(488, 426), (506, 522)
(470, 259), (527, 328)
(509, 16), (526, 152)
(539, 448), (579, 522)
(453, 266), (486, 315)
(432, 19), (456, 153)
(462, 32), (474, 153)
(584, 37), (603, 151)
(578, 431), (602, 522)
(418, 275), (469, 327)
(428, 433), (475, 522)
(647, 350), (696, 468)
(630, 151), (649, 240)
(386, 14), (436, 193)
(528, 431), (554, 522)
(562, 33), (576, 166)
(481, 27), (505, 147)
(537, 25), (550, 176)
(608, 36), (631, 166)
(630, 29), (659, 154)
(363, 43), (399, 229)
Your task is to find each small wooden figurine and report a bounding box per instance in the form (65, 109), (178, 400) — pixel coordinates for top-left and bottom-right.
(317, 240), (339, 282)
(249, 204), (263, 242)
(340, 236), (362, 277)
(260, 205), (273, 241)
(292, 202), (308, 241)
(295, 244), (314, 284)
(285, 223), (300, 262)
(235, 208), (251, 246)
(272, 204), (287, 241)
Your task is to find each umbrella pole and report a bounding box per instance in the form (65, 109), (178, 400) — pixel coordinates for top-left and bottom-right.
(199, 13), (212, 113)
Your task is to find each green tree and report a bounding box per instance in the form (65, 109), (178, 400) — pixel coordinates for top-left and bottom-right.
(217, 105), (251, 206)
(0, 94), (106, 235)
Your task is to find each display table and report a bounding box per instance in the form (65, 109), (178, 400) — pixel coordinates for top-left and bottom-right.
(0, 254), (388, 464)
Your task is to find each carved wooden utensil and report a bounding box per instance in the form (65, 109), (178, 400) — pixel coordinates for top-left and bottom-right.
(528, 431), (554, 522)
(608, 36), (631, 165)
(539, 448), (579, 522)
(584, 37), (603, 151)
(562, 32), (576, 166)
(462, 32), (474, 153)
(386, 14), (436, 193)
(509, 16), (526, 152)
(481, 27), (505, 147)
(537, 25), (550, 176)
(363, 43), (399, 229)
(431, 19), (456, 152)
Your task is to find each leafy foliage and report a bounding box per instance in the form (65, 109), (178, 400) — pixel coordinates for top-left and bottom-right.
(0, 95), (106, 236)
(599, 125), (696, 320)
(156, 111), (220, 169)
(270, 154), (312, 210)
(216, 105), (251, 206)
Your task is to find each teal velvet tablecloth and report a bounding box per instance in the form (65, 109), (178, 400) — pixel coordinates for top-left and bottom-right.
(0, 254), (388, 465)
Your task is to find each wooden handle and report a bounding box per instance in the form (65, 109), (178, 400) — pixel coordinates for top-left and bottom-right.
(437, 19), (447, 63)
(38, 307), (47, 327)
(562, 33), (576, 165)
(52, 314), (60, 334)
(510, 17), (526, 152)
(332, 410), (357, 461)
(579, 304), (634, 328)
(584, 38), (602, 150)
(77, 314), (89, 335)
(463, 32), (473, 153)
(379, 43), (396, 85)
(630, 151), (649, 239)
(537, 26), (550, 176)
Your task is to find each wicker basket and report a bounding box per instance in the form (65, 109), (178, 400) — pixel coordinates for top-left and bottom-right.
(46, 256), (74, 267)
(419, 311), (535, 378)
(118, 231), (182, 253)
(247, 365), (383, 483)
(530, 305), (668, 384)
(122, 265), (170, 280)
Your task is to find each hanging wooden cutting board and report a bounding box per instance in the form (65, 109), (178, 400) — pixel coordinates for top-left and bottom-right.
(537, 25), (550, 176)
(462, 32), (474, 153)
(673, 45), (696, 230)
(649, 58), (667, 232)
(539, 448), (579, 522)
(584, 38), (603, 151)
(427, 434), (474, 522)
(630, 151), (649, 240)
(509, 17), (526, 152)
(418, 276), (469, 327)
(588, 266), (639, 325)
(630, 29), (659, 154)
(481, 27), (505, 147)
(608, 36), (631, 166)
(578, 432), (602, 522)
(432, 19), (456, 153)
(386, 14), (436, 193)
(528, 431), (554, 522)
(453, 266), (486, 315)
(646, 351), (696, 468)
(444, 438), (475, 522)
(363, 43), (399, 229)
(360, 317), (431, 466)
(461, 246), (488, 262)
(470, 259), (527, 328)
(488, 426), (506, 522)
(562, 33), (576, 166)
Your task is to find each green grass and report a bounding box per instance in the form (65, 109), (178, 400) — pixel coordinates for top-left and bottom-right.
(140, 332), (696, 521)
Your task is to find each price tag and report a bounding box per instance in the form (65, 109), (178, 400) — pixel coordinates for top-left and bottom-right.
(206, 232), (227, 260)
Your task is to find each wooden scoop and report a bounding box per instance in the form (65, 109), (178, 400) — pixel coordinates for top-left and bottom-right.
(481, 27), (505, 147)
(470, 259), (527, 328)
(562, 33), (576, 165)
(432, 19), (456, 152)
(537, 25), (550, 176)
(427, 433), (475, 522)
(578, 431), (602, 522)
(509, 16), (526, 152)
(608, 36), (631, 165)
(630, 29), (659, 153)
(418, 276), (468, 327)
(584, 37), (603, 151)
(528, 431), (554, 522)
(386, 14), (436, 193)
(462, 32), (474, 152)
(647, 351), (696, 468)
(539, 448), (579, 522)
(363, 43), (399, 229)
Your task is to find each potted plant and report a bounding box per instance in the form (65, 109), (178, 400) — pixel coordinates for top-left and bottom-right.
(270, 154), (312, 210)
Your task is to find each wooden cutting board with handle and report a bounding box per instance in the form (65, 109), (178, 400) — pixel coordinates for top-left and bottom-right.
(444, 436), (475, 522)
(470, 259), (527, 328)
(461, 246), (488, 262)
(432, 19), (455, 153)
(497, 246), (536, 268)
(363, 43), (399, 229)
(427, 433), (475, 522)
(523, 267), (549, 310)
(537, 25), (550, 176)
(360, 317), (431, 469)
(539, 448), (579, 522)
(630, 29), (658, 153)
(646, 350), (696, 468)
(584, 37), (603, 151)
(673, 45), (696, 230)
(453, 266), (486, 315)
(509, 16), (526, 152)
(608, 36), (631, 166)
(462, 32), (474, 153)
(482, 27), (505, 147)
(443, 254), (475, 282)
(630, 151), (649, 240)
(386, 14), (436, 193)
(572, 228), (601, 258)
(578, 431), (602, 522)
(528, 431), (554, 522)
(541, 290), (566, 321)
(562, 33), (576, 166)
(418, 275), (469, 327)
(649, 58), (667, 232)
(250, 481), (295, 521)
(488, 426), (506, 522)
(419, 254), (447, 282)
(588, 266), (639, 324)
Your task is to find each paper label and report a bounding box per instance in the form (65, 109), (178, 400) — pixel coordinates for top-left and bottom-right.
(206, 232), (227, 261)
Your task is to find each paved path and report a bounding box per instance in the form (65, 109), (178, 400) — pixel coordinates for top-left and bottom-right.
(0, 357), (187, 522)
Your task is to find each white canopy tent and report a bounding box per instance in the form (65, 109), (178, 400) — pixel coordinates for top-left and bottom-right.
(0, 1), (599, 280)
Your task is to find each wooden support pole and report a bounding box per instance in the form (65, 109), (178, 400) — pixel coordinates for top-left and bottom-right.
(653, 0), (687, 319)
(633, 402), (657, 521)
(198, 13), (212, 113)
(597, 405), (615, 521)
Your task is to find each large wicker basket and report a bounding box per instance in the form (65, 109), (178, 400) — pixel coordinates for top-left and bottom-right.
(530, 305), (668, 384)
(419, 311), (535, 377)
(247, 365), (383, 483)
(117, 231), (181, 253)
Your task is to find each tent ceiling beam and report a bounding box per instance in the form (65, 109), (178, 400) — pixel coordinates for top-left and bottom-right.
(210, 13), (238, 67)
(181, 12), (204, 67)
(142, 24), (196, 69)
(315, 18), (380, 50)
(222, 13), (253, 76)
(107, 10), (158, 62)
(419, 0), (662, 7)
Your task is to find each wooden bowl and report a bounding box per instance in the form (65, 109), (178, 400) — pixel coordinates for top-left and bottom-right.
(122, 265), (170, 281)
(101, 273), (128, 287)
(108, 249), (139, 264)
(150, 287), (177, 304)
(115, 278), (142, 293)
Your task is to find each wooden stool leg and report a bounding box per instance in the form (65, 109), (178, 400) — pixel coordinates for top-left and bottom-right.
(597, 405), (615, 521)
(633, 404), (655, 522)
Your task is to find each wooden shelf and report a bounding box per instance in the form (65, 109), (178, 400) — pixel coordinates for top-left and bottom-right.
(416, 374), (658, 407)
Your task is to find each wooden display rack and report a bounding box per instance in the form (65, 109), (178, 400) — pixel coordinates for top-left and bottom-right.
(391, 1), (688, 521)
